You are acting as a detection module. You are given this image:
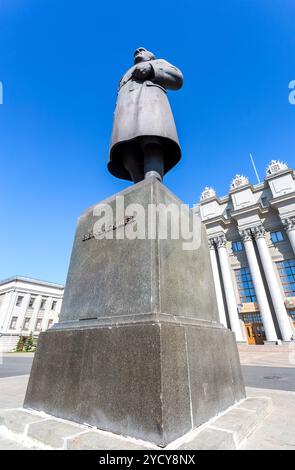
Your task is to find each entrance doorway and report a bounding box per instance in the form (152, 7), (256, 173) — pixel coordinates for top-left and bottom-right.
(243, 313), (266, 345)
(244, 322), (265, 345)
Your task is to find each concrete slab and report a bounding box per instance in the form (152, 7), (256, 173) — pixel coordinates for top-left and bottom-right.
(212, 407), (260, 446)
(0, 409), (45, 434)
(237, 397), (272, 419)
(241, 387), (295, 450)
(67, 431), (154, 450)
(172, 396), (271, 450)
(0, 375), (29, 408)
(0, 435), (34, 450)
(174, 427), (236, 450)
(27, 419), (83, 449)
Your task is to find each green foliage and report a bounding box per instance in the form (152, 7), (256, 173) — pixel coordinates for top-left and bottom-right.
(16, 336), (25, 352)
(24, 333), (35, 352)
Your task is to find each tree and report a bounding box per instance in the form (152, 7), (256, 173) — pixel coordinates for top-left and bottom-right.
(24, 333), (34, 352)
(16, 336), (25, 352)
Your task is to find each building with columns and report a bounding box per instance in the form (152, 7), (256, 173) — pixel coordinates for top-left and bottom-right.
(0, 276), (64, 352)
(199, 160), (295, 344)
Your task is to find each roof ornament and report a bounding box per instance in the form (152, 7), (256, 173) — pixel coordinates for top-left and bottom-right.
(230, 174), (249, 190)
(266, 160), (288, 176)
(200, 186), (216, 200)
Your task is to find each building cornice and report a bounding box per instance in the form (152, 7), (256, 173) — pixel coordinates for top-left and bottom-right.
(230, 203), (269, 219)
(199, 195), (220, 205)
(200, 181), (269, 208)
(201, 214), (232, 228)
(269, 193), (295, 208)
(202, 202), (270, 226)
(0, 285), (64, 298)
(265, 168), (294, 182)
(0, 275), (64, 290)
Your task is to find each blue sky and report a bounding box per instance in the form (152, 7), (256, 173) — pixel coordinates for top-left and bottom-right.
(0, 0), (294, 284)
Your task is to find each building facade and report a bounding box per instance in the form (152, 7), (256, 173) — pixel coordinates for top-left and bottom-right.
(0, 276), (64, 352)
(199, 160), (295, 344)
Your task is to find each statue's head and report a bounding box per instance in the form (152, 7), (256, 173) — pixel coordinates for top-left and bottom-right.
(134, 47), (155, 64)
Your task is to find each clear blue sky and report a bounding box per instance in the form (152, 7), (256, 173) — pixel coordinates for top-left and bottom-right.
(0, 0), (294, 284)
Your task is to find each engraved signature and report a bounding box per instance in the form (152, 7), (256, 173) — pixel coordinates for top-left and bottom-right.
(82, 215), (136, 242)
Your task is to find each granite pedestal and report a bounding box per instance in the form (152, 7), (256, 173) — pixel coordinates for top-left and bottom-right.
(24, 177), (245, 446)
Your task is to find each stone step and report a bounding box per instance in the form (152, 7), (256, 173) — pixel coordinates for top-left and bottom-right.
(0, 396), (272, 450)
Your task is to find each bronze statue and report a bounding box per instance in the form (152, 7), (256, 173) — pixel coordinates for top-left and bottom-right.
(108, 47), (183, 183)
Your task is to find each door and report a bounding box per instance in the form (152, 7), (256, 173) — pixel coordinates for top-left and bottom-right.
(244, 322), (265, 345)
(245, 323), (256, 345)
(252, 323), (265, 345)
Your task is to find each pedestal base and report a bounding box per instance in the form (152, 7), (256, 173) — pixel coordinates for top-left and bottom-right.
(24, 320), (244, 446)
(24, 178), (245, 446)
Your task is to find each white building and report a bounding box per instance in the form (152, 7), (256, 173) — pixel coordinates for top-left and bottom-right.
(0, 276), (64, 352)
(199, 160), (295, 344)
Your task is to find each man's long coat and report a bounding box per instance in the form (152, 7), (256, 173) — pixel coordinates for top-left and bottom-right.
(108, 59), (183, 180)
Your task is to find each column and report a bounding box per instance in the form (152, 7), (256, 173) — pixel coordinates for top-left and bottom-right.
(30, 295), (42, 334)
(0, 292), (12, 331)
(253, 224), (293, 342)
(239, 229), (278, 342)
(215, 235), (244, 341)
(282, 217), (295, 255)
(2, 291), (18, 332)
(208, 239), (227, 327)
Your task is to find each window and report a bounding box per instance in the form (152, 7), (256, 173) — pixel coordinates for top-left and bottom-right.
(16, 295), (24, 307)
(23, 317), (31, 331)
(35, 318), (42, 331)
(270, 231), (284, 244)
(243, 313), (263, 323)
(9, 316), (18, 330)
(28, 296), (36, 309)
(51, 300), (57, 311)
(235, 267), (257, 303)
(47, 319), (54, 329)
(232, 241), (244, 252)
(276, 259), (295, 297)
(39, 298), (47, 310)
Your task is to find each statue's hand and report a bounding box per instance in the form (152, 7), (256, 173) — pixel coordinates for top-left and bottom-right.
(132, 62), (153, 81)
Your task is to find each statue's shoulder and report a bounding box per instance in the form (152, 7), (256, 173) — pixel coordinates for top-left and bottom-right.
(152, 58), (168, 66)
(151, 58), (177, 69)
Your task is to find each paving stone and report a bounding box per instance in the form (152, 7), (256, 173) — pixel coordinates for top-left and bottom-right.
(0, 435), (33, 450)
(212, 407), (258, 446)
(67, 431), (153, 450)
(27, 419), (82, 449)
(174, 427), (235, 450)
(0, 409), (45, 434)
(0, 396), (272, 450)
(236, 397), (272, 419)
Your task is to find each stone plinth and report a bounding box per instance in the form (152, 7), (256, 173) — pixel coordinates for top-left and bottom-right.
(24, 177), (245, 446)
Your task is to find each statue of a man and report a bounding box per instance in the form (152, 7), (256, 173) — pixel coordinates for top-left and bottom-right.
(108, 47), (183, 183)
